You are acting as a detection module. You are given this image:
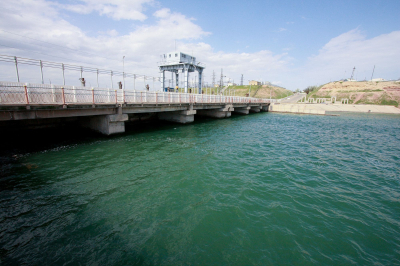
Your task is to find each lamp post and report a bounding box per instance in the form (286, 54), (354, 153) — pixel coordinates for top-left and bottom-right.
(248, 80), (251, 97)
(123, 56), (125, 89)
(270, 86), (271, 101)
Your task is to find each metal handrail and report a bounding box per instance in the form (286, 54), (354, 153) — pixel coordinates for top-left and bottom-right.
(0, 81), (276, 106)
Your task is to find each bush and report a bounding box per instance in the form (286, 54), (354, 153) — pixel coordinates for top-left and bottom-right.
(304, 86), (319, 94)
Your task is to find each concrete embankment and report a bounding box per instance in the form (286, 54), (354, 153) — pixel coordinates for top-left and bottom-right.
(269, 104), (326, 115)
(269, 103), (400, 115)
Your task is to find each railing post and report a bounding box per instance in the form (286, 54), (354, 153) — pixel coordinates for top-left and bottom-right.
(72, 86), (77, 103)
(156, 92), (158, 104)
(92, 88), (95, 104)
(61, 87), (65, 105)
(24, 85), (29, 105)
(51, 85), (56, 103)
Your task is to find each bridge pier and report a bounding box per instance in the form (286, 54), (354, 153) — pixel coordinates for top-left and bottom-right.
(250, 106), (261, 113)
(233, 106), (250, 115)
(261, 105), (270, 112)
(83, 114), (128, 135)
(196, 105), (233, 118)
(158, 110), (196, 124)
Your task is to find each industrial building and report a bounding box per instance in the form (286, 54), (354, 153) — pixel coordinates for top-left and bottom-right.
(158, 52), (205, 93)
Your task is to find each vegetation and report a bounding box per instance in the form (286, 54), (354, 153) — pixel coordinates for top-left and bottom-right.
(303, 85), (320, 94)
(303, 81), (400, 107)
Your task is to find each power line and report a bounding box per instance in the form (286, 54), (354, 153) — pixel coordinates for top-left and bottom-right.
(0, 43), (99, 66)
(0, 54), (160, 85)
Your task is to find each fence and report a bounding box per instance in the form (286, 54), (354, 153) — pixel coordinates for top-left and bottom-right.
(0, 81), (275, 106)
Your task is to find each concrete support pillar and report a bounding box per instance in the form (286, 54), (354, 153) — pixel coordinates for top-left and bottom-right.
(261, 104), (270, 112)
(197, 105), (234, 118)
(160, 71), (165, 91)
(158, 109), (196, 124)
(250, 106), (261, 113)
(176, 72), (179, 90)
(83, 114), (128, 135)
(233, 106), (250, 115)
(184, 66), (189, 93)
(198, 69), (203, 94)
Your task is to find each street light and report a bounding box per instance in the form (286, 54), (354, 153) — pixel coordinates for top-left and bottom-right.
(123, 56), (125, 89)
(248, 80), (251, 97)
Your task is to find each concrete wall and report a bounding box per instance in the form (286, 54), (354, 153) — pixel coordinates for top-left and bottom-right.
(269, 104), (326, 115)
(269, 103), (400, 114)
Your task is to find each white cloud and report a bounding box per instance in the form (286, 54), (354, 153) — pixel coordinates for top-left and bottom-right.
(294, 29), (400, 88)
(60, 0), (154, 21)
(3, 2), (396, 91)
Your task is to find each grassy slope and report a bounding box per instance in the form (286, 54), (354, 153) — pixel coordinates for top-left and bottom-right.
(175, 85), (292, 99)
(226, 85), (292, 99)
(306, 81), (400, 107)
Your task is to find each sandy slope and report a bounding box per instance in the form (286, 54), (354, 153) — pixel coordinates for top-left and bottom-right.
(309, 81), (400, 106)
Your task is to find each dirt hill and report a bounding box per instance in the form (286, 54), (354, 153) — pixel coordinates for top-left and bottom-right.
(308, 81), (400, 107)
(228, 85), (293, 99)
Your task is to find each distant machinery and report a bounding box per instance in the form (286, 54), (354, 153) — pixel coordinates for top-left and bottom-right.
(158, 52), (205, 93)
(350, 66), (356, 80)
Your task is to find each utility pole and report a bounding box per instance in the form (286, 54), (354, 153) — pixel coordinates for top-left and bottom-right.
(241, 74), (243, 86)
(123, 56), (125, 89)
(220, 69), (223, 94)
(212, 70), (215, 94)
(371, 65), (375, 81)
(14, 56), (20, 82)
(270, 86), (271, 100)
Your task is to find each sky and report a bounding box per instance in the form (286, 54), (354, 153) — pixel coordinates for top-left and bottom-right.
(0, 0), (399, 91)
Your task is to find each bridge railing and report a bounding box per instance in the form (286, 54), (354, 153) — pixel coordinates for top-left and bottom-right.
(0, 81), (276, 106)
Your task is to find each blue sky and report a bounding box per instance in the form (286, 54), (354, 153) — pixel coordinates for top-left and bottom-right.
(0, 0), (399, 90)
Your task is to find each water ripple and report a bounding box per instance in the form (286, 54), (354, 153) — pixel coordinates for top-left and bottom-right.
(0, 113), (399, 265)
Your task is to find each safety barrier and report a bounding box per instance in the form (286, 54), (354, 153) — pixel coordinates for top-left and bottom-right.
(0, 81), (274, 105)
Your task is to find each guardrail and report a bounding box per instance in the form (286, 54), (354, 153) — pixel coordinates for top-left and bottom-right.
(0, 81), (275, 106)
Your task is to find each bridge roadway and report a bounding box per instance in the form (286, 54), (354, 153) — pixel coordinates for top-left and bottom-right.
(0, 81), (272, 135)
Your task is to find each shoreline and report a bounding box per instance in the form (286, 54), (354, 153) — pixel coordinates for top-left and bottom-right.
(269, 103), (400, 115)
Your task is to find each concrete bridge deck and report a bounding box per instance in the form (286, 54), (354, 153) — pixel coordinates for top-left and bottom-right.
(0, 81), (272, 135)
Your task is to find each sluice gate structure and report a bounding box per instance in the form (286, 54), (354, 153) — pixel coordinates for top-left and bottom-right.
(0, 81), (273, 135)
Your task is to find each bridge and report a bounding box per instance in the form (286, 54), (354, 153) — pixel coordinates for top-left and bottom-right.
(0, 81), (273, 135)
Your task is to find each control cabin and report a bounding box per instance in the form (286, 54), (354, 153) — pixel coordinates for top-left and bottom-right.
(162, 52), (196, 65)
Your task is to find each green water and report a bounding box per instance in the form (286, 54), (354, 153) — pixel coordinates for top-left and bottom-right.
(1, 113), (400, 265)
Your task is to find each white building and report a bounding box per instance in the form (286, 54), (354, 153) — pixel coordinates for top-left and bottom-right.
(161, 52), (196, 65)
(159, 52), (204, 93)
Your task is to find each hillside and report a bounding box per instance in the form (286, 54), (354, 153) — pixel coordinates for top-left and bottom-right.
(307, 81), (400, 107)
(226, 85), (293, 99)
